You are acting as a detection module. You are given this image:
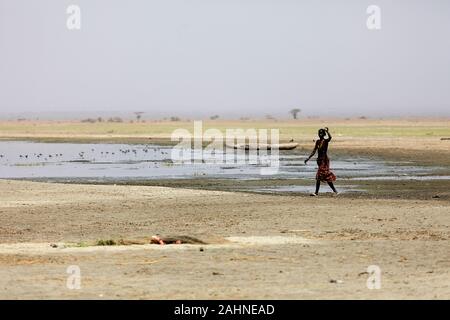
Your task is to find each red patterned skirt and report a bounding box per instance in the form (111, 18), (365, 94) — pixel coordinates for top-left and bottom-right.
(316, 156), (336, 182)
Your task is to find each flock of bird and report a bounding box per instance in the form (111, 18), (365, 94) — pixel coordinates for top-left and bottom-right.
(0, 146), (171, 163)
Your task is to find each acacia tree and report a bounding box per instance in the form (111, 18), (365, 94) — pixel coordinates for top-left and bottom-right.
(289, 108), (301, 120)
(134, 112), (145, 122)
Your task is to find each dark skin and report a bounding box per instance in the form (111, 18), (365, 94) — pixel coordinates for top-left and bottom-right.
(304, 127), (337, 195)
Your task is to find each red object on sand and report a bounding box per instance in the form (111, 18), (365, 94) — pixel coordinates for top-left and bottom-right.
(151, 235), (165, 245)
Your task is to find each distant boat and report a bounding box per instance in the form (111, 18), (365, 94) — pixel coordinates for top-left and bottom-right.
(226, 142), (298, 151)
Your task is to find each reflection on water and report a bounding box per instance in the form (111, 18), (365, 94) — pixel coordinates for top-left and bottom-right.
(0, 141), (445, 181)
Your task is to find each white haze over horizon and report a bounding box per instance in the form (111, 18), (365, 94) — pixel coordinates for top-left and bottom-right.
(1, 0), (449, 119)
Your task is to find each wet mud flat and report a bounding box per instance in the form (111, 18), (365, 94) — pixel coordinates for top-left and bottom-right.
(26, 177), (448, 201)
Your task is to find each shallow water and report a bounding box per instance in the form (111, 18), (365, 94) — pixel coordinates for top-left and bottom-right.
(0, 141), (445, 181)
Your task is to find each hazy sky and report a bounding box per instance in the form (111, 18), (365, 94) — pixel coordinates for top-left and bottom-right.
(0, 0), (449, 118)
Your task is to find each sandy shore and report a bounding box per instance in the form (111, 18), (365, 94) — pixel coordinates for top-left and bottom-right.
(0, 179), (448, 299)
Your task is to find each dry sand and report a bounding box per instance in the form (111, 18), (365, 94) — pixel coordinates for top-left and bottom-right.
(0, 179), (448, 299)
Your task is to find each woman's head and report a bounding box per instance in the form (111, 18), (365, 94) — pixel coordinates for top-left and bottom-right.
(318, 128), (326, 138)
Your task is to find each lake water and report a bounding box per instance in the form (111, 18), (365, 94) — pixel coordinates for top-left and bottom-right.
(0, 141), (446, 181)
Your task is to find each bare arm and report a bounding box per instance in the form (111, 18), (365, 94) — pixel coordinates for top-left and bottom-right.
(304, 141), (318, 164)
(325, 127), (332, 141)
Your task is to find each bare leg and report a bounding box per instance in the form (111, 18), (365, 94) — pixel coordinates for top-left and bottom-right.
(327, 181), (338, 193)
(315, 180), (320, 194)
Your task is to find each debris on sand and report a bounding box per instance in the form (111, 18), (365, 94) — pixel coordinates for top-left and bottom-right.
(150, 235), (206, 245)
(329, 279), (344, 284)
(151, 236), (167, 245)
(63, 236), (208, 248)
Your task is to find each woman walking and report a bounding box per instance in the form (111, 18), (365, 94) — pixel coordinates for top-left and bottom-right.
(304, 127), (338, 196)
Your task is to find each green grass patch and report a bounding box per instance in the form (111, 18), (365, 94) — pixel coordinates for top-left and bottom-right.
(95, 239), (117, 246)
